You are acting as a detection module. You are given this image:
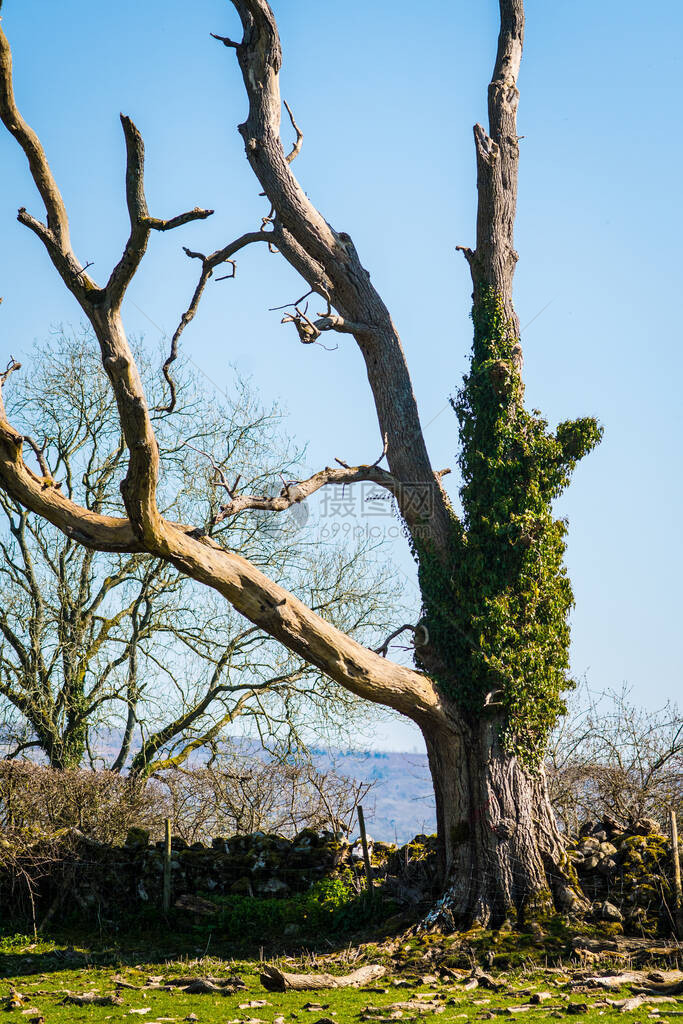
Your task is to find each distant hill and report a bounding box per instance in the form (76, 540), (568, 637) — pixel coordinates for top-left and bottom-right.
(34, 728), (436, 844)
(310, 748), (435, 843)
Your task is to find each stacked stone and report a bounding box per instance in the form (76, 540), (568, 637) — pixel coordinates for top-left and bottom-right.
(126, 827), (349, 902)
(568, 817), (678, 936)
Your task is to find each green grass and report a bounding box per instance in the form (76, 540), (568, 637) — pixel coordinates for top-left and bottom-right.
(1, 934), (680, 1024)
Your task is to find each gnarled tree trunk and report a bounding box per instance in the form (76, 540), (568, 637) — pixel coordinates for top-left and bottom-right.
(421, 708), (582, 928)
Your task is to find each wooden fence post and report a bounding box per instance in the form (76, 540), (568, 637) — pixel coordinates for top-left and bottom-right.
(163, 817), (172, 913)
(670, 808), (683, 938)
(357, 805), (373, 902)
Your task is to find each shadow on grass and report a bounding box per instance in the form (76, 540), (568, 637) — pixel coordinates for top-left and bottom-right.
(0, 897), (423, 980)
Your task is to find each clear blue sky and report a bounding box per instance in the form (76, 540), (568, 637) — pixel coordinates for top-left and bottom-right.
(1, 0), (681, 750)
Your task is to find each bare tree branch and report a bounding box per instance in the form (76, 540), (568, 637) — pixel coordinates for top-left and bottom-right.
(106, 115), (213, 311)
(1, 357), (56, 481)
(0, 31), (70, 249)
(186, 429), (398, 524)
(0, 11), (448, 733)
(374, 623), (416, 658)
(283, 99), (303, 164)
(212, 463), (398, 523)
(210, 32), (240, 49)
(156, 231), (273, 413)
(314, 313), (375, 335)
(20, 435), (51, 480)
(215, 0), (456, 554)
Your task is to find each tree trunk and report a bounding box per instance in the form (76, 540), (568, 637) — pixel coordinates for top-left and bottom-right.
(421, 706), (585, 929)
(414, 0), (590, 930)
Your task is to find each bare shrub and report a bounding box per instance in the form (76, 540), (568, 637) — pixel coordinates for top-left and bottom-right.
(0, 753), (371, 932)
(547, 686), (683, 837)
(156, 750), (374, 844)
(0, 751), (373, 849)
(0, 761), (166, 844)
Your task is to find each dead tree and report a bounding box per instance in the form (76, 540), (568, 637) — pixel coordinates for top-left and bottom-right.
(0, 0), (602, 926)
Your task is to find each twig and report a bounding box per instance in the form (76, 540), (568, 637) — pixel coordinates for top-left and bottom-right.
(374, 623), (417, 658)
(283, 100), (303, 164)
(211, 32), (240, 49)
(335, 433), (388, 472)
(0, 356), (21, 419)
(74, 260), (94, 279)
(281, 302), (321, 345)
(156, 231), (273, 413)
(184, 443), (236, 499)
(280, 302), (342, 351)
(0, 355), (20, 386)
(269, 288), (314, 312)
(21, 434), (52, 479)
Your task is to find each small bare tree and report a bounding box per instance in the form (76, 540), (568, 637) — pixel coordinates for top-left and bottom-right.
(0, 760), (159, 843)
(547, 686), (683, 838)
(158, 749), (374, 844)
(0, 333), (400, 771)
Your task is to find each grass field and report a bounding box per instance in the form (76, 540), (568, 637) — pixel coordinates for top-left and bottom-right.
(2, 933), (681, 1024)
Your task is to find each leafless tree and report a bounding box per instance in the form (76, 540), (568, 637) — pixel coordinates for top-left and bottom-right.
(547, 686), (683, 838)
(0, 0), (600, 925)
(0, 333), (399, 772)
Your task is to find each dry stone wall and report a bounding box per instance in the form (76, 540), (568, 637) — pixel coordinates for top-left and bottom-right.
(1, 817), (679, 937)
(568, 817), (679, 937)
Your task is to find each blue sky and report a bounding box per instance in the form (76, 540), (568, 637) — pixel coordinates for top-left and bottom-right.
(1, 0), (681, 750)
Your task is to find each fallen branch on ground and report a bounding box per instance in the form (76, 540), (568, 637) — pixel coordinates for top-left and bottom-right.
(162, 975), (246, 994)
(60, 991), (123, 1006)
(260, 963), (386, 992)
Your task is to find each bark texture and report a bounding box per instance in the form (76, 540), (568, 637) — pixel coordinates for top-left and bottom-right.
(458, 0), (524, 337)
(417, 0), (586, 928)
(422, 710), (582, 929)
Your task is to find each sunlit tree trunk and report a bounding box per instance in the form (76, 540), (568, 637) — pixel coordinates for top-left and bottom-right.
(421, 709), (584, 927)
